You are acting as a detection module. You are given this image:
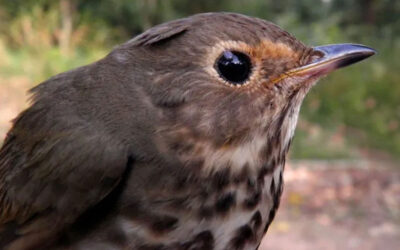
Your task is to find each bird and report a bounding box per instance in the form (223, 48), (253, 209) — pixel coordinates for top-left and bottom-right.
(0, 12), (375, 250)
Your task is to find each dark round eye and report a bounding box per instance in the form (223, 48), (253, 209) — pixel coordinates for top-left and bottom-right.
(216, 50), (252, 85)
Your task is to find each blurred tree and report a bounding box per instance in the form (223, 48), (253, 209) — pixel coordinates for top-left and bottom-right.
(59, 0), (76, 54)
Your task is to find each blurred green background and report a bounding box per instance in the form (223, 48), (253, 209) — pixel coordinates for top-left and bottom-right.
(0, 0), (399, 160)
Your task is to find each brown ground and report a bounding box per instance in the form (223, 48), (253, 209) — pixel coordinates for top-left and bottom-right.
(1, 80), (399, 250)
(0, 77), (31, 140)
(260, 160), (400, 250)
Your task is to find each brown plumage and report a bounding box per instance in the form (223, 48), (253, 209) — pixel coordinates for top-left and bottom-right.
(0, 13), (375, 250)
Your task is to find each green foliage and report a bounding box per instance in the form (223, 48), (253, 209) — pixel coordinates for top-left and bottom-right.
(300, 40), (400, 156)
(0, 0), (399, 158)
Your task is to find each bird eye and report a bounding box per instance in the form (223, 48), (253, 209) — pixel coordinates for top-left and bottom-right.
(216, 50), (252, 85)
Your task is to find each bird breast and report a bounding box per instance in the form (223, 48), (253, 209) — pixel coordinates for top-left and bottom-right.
(71, 164), (284, 250)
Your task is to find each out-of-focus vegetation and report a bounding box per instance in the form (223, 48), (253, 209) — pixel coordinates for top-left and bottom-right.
(0, 0), (399, 159)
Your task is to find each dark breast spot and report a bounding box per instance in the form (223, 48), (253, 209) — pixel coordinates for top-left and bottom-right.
(212, 168), (230, 190)
(257, 162), (275, 183)
(246, 178), (256, 191)
(174, 175), (188, 190)
(215, 192), (236, 214)
(198, 206), (214, 219)
(270, 172), (284, 204)
(250, 211), (262, 230)
(233, 164), (250, 184)
(181, 230), (214, 250)
(264, 172), (284, 233)
(243, 190), (261, 209)
(264, 208), (277, 234)
(138, 244), (166, 250)
(151, 215), (178, 234)
(140, 231), (214, 250)
(230, 225), (255, 249)
(270, 178), (276, 198)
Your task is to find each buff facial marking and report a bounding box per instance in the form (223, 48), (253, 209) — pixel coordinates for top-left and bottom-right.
(203, 39), (302, 90)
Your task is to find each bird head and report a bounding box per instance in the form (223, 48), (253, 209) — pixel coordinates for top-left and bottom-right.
(110, 13), (375, 174)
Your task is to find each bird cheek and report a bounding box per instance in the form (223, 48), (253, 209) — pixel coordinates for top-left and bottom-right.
(293, 75), (321, 91)
(274, 73), (319, 96)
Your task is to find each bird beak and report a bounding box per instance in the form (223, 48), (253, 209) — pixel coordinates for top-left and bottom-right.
(288, 43), (376, 77)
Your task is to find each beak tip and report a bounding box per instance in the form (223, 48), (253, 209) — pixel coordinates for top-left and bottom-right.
(358, 45), (377, 57)
(358, 46), (376, 61)
(367, 48), (377, 56)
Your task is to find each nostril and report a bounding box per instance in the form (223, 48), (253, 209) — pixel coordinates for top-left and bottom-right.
(309, 50), (324, 64)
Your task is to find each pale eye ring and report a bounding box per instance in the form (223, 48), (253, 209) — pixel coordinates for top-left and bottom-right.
(215, 50), (252, 85)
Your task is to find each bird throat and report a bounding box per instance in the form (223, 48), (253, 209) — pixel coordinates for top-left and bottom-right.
(180, 99), (301, 179)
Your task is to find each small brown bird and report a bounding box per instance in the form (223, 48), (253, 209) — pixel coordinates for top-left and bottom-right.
(0, 13), (375, 250)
